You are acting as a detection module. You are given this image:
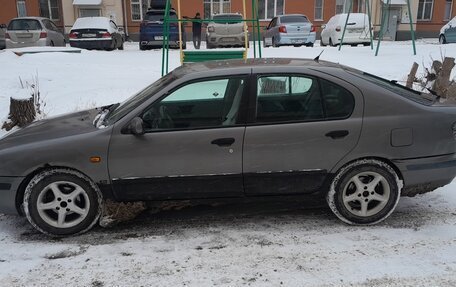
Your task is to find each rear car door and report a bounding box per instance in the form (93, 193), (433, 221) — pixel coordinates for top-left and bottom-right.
(108, 75), (249, 201)
(243, 68), (363, 195)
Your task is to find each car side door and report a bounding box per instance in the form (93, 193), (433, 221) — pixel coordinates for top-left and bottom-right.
(445, 17), (456, 43)
(107, 74), (250, 201)
(50, 20), (65, 46)
(265, 17), (276, 42)
(109, 20), (121, 46)
(243, 69), (363, 195)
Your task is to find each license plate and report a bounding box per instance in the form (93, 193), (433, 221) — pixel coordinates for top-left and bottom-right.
(82, 33), (97, 38)
(292, 39), (305, 44)
(221, 37), (235, 42)
(18, 33), (32, 38)
(154, 36), (163, 40)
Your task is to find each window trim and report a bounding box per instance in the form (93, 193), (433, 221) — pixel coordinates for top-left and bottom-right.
(258, 0), (285, 21)
(131, 0), (148, 22)
(16, 0), (27, 17)
(335, 0), (347, 15)
(315, 0), (324, 21)
(203, 0), (232, 19)
(444, 0), (454, 21)
(417, 0), (434, 21)
(136, 74), (250, 134)
(40, 0), (60, 20)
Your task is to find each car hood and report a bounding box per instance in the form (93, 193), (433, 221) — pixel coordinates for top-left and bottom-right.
(0, 109), (100, 149)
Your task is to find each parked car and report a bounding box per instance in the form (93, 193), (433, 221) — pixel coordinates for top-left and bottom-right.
(69, 17), (124, 51)
(320, 13), (371, 47)
(0, 24), (6, 49)
(263, 14), (316, 47)
(206, 13), (246, 49)
(139, 8), (186, 50)
(1, 58), (456, 236)
(5, 17), (65, 48)
(439, 16), (456, 44)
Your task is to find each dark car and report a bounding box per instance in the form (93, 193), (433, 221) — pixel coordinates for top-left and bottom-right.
(139, 8), (186, 50)
(1, 58), (455, 236)
(69, 17), (124, 51)
(0, 24), (6, 49)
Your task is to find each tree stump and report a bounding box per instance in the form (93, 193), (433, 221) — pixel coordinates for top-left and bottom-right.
(1, 97), (36, 131)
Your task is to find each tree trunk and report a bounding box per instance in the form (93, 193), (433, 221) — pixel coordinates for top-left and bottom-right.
(1, 97), (36, 131)
(432, 57), (455, 98)
(406, 62), (419, 88)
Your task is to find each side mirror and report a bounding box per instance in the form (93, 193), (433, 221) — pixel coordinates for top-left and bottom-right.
(122, 117), (145, 135)
(118, 27), (124, 32)
(321, 24), (326, 29)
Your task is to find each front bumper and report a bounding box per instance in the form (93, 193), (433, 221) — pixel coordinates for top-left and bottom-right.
(393, 153), (456, 196)
(206, 32), (245, 46)
(278, 33), (316, 45)
(0, 176), (24, 214)
(70, 39), (113, 50)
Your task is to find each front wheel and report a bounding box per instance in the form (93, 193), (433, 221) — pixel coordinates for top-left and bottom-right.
(439, 35), (447, 44)
(327, 160), (402, 225)
(23, 168), (102, 236)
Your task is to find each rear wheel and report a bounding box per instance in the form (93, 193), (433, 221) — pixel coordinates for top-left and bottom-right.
(50, 41), (54, 47)
(439, 35), (447, 44)
(327, 160), (402, 225)
(139, 43), (147, 50)
(23, 168), (102, 236)
(272, 37), (279, 48)
(118, 40), (124, 50)
(329, 38), (336, 47)
(363, 42), (370, 47)
(320, 39), (327, 47)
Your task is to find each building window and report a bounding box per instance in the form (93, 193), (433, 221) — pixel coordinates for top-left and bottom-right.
(16, 0), (27, 17)
(131, 0), (148, 21)
(80, 9), (101, 17)
(39, 0), (60, 20)
(417, 0), (434, 20)
(336, 0), (349, 14)
(444, 0), (453, 20)
(258, 0), (284, 20)
(204, 0), (231, 19)
(315, 0), (324, 20)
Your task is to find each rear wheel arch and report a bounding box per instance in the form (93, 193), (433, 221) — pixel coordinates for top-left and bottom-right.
(332, 157), (403, 183)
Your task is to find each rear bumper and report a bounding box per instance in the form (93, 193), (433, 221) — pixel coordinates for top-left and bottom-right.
(278, 33), (316, 45)
(393, 153), (456, 196)
(0, 176), (24, 215)
(70, 39), (113, 49)
(206, 32), (245, 46)
(337, 35), (370, 44)
(6, 38), (47, 48)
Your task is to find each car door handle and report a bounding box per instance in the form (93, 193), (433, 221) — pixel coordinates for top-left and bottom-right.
(325, 130), (349, 139)
(211, 138), (235, 147)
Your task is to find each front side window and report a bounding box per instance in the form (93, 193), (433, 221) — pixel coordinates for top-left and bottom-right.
(39, 0), (60, 20)
(315, 0), (324, 21)
(417, 0), (434, 20)
(141, 77), (246, 131)
(16, 0), (27, 17)
(258, 0), (284, 20)
(204, 0), (231, 19)
(444, 0), (453, 21)
(131, 0), (148, 21)
(256, 76), (324, 123)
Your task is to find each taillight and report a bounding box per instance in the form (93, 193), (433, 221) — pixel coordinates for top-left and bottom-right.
(278, 25), (287, 33)
(5, 32), (10, 39)
(40, 31), (47, 38)
(69, 32), (78, 39)
(335, 26), (341, 32)
(101, 32), (111, 38)
(310, 25), (316, 32)
(208, 26), (215, 32)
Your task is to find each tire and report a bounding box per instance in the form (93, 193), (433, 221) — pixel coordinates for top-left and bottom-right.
(329, 38), (336, 47)
(350, 44), (357, 47)
(307, 43), (314, 47)
(439, 35), (447, 44)
(263, 38), (269, 48)
(363, 42), (370, 47)
(50, 41), (54, 47)
(23, 168), (102, 236)
(140, 43), (147, 50)
(326, 159), (402, 225)
(272, 37), (279, 48)
(320, 39), (327, 47)
(118, 40), (124, 50)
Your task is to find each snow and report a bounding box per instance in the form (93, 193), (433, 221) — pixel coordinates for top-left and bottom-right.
(1, 40), (456, 285)
(71, 16), (114, 31)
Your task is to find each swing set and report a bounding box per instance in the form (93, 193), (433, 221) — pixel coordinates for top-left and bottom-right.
(160, 0), (263, 76)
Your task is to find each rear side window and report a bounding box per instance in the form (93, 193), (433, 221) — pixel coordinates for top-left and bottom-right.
(320, 79), (355, 119)
(8, 19), (42, 30)
(280, 16), (309, 23)
(256, 76), (324, 123)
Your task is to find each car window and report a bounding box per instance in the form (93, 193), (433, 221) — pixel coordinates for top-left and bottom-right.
(320, 79), (355, 119)
(256, 76), (324, 123)
(8, 19), (42, 30)
(141, 77), (246, 131)
(280, 15), (309, 23)
(42, 19), (54, 30)
(145, 11), (177, 22)
(50, 21), (59, 31)
(109, 20), (117, 30)
(213, 14), (243, 24)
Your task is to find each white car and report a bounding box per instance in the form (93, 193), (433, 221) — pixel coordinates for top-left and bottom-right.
(320, 13), (371, 47)
(439, 16), (456, 44)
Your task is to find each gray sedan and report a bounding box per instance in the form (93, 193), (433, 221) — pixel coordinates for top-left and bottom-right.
(0, 58), (455, 236)
(6, 17), (65, 48)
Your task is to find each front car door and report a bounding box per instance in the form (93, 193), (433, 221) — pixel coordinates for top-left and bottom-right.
(243, 67), (363, 195)
(108, 74), (249, 201)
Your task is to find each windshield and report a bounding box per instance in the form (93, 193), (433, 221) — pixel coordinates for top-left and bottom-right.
(281, 16), (309, 23)
(8, 19), (42, 30)
(212, 14), (243, 24)
(104, 72), (177, 125)
(350, 71), (433, 105)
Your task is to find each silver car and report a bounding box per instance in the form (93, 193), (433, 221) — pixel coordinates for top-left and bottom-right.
(6, 17), (65, 48)
(0, 59), (455, 236)
(206, 13), (246, 48)
(263, 14), (316, 47)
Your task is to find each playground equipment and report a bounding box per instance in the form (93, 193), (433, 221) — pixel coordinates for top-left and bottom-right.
(160, 0), (263, 76)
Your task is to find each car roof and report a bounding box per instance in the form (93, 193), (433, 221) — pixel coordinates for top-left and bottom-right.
(279, 14), (308, 18)
(10, 17), (47, 21)
(173, 58), (358, 76)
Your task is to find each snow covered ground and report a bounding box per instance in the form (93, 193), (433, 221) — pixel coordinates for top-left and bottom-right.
(0, 40), (456, 286)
